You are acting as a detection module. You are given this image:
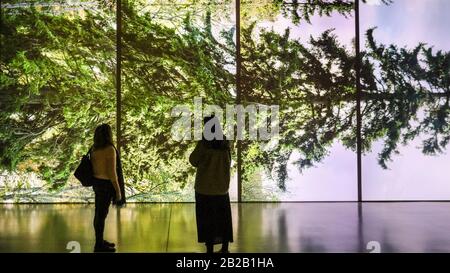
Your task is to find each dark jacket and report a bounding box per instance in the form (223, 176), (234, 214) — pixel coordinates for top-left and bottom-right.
(189, 140), (231, 195)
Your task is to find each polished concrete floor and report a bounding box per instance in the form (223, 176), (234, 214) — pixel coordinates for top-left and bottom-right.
(1, 202), (450, 253)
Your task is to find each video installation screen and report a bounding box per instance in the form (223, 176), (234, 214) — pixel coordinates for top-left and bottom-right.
(1, 0), (449, 202)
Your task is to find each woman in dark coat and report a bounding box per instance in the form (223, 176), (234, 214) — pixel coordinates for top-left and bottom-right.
(189, 116), (233, 253)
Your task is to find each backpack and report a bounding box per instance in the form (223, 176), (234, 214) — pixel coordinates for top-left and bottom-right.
(74, 148), (94, 187)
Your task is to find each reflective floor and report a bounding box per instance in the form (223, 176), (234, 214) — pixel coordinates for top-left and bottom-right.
(1, 202), (450, 253)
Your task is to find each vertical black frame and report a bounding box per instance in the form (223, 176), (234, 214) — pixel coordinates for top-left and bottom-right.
(116, 0), (122, 155)
(236, 0), (242, 202)
(355, 0), (362, 202)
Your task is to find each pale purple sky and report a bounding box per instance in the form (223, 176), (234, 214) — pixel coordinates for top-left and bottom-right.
(254, 0), (450, 201)
(361, 0), (450, 200)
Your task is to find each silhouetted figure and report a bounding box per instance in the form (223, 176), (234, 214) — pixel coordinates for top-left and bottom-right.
(189, 115), (233, 253)
(90, 124), (126, 252)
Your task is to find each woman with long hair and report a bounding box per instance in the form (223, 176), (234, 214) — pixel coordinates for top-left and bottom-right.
(90, 123), (125, 252)
(189, 115), (233, 253)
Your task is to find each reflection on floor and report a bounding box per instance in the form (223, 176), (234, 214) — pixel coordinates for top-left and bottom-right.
(1, 202), (450, 253)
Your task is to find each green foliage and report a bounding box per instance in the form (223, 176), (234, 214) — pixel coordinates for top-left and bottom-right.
(240, 21), (449, 188)
(1, 0), (449, 200)
(362, 28), (450, 168)
(120, 0), (235, 199)
(241, 26), (358, 188)
(1, 5), (116, 190)
(273, 0), (354, 24)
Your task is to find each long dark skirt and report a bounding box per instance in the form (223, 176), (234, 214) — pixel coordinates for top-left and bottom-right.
(195, 192), (233, 245)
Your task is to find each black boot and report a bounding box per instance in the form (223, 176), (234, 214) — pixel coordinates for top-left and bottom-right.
(103, 240), (115, 248)
(206, 243), (214, 254)
(218, 242), (230, 253)
(94, 242), (116, 253)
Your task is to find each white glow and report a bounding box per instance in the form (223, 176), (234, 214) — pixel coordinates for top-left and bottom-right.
(365, 0), (383, 6)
